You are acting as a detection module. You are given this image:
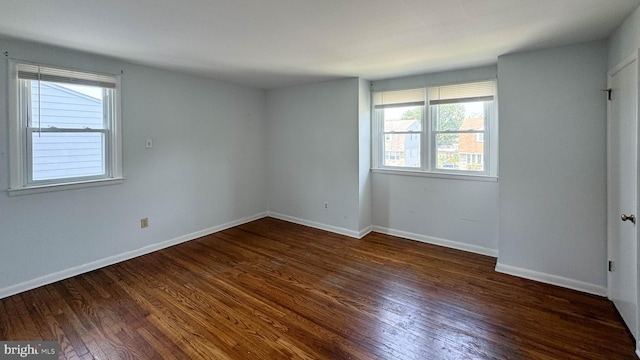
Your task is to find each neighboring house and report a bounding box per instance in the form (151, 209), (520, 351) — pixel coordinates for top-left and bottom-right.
(385, 116), (484, 170)
(458, 117), (485, 171)
(384, 120), (420, 167)
(437, 116), (485, 171)
(30, 82), (104, 180)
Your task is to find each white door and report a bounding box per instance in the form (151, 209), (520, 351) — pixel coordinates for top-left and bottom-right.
(608, 54), (638, 342)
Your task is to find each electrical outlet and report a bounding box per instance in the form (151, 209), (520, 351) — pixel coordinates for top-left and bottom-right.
(141, 218), (149, 228)
(323, 201), (328, 209)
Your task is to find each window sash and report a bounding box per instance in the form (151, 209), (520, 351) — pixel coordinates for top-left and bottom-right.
(430, 123), (490, 175)
(25, 128), (111, 185)
(373, 89), (426, 170)
(21, 79), (112, 130)
(431, 130), (487, 165)
(22, 78), (114, 184)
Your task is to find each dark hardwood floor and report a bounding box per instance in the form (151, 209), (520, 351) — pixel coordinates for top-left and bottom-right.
(0, 217), (636, 359)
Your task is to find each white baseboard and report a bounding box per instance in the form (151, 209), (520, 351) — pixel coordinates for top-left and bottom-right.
(495, 262), (607, 297)
(266, 211), (362, 238)
(359, 226), (372, 238)
(371, 225), (498, 258)
(0, 212), (268, 299)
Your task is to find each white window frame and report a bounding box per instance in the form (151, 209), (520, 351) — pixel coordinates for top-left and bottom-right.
(372, 79), (497, 179)
(7, 60), (123, 195)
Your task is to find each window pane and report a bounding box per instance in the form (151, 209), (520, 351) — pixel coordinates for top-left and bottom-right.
(32, 132), (105, 181)
(435, 133), (485, 172)
(29, 80), (105, 129)
(433, 102), (485, 131)
(383, 106), (422, 132)
(384, 133), (420, 167)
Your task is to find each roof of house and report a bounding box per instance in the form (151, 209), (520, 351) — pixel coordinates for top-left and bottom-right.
(385, 120), (420, 132)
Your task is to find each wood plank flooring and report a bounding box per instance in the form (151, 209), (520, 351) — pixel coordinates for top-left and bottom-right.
(0, 217), (636, 359)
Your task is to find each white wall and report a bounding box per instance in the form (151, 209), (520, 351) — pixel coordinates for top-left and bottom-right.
(608, 5), (640, 70)
(0, 38), (267, 297)
(497, 41), (608, 295)
(358, 79), (372, 235)
(370, 66), (499, 256)
(266, 78), (361, 236)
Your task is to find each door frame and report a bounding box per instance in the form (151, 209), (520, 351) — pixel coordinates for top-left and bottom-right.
(606, 49), (640, 355)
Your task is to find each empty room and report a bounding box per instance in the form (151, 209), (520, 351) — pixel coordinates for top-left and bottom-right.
(1, 0), (640, 359)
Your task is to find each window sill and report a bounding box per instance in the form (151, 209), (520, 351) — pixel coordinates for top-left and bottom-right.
(371, 168), (498, 182)
(7, 177), (124, 196)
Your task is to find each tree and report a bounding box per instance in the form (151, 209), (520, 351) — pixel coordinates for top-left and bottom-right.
(400, 107), (422, 121)
(398, 103), (464, 129)
(435, 103), (464, 131)
(434, 103), (464, 146)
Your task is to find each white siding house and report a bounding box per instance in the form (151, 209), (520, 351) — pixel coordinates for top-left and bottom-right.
(29, 82), (105, 180)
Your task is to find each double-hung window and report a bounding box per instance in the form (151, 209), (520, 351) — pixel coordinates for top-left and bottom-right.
(372, 79), (497, 177)
(373, 88), (425, 168)
(8, 61), (123, 194)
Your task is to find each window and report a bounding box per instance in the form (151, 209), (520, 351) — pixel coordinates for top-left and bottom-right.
(8, 61), (123, 194)
(372, 79), (496, 177)
(373, 88), (424, 168)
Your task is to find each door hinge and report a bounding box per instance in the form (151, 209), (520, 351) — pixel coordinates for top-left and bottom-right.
(608, 260), (613, 272)
(603, 88), (612, 101)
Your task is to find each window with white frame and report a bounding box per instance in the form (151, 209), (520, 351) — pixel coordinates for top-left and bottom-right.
(372, 79), (497, 176)
(8, 61), (123, 194)
(373, 88), (424, 169)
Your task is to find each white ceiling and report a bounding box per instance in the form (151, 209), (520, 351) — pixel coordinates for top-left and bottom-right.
(0, 0), (638, 89)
